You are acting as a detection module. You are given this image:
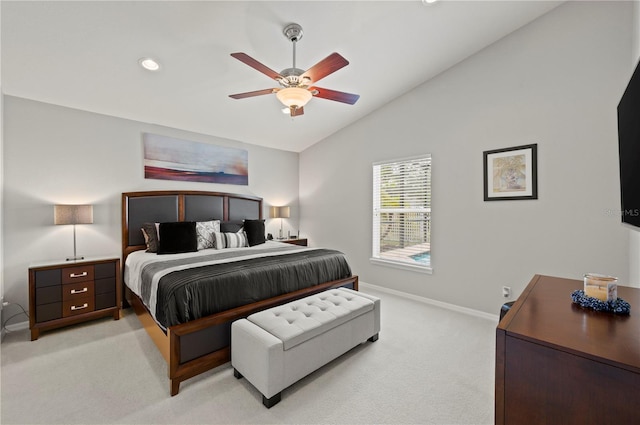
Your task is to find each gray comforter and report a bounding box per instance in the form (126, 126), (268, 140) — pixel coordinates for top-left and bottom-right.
(137, 245), (352, 328)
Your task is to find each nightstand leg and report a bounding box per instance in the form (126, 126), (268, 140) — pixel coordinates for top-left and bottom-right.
(30, 328), (39, 341)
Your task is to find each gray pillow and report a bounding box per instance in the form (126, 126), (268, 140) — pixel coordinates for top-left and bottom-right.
(141, 223), (159, 253)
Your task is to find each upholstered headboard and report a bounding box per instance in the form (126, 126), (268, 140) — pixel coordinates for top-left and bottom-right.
(122, 190), (263, 262)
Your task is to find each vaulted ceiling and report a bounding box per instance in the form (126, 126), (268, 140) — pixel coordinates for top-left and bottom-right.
(2, 1), (563, 152)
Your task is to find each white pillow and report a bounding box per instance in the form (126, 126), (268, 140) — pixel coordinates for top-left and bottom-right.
(196, 220), (221, 250)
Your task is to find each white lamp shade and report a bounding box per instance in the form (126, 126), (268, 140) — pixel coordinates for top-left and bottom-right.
(276, 87), (312, 108)
(270, 206), (290, 219)
(54, 205), (93, 225)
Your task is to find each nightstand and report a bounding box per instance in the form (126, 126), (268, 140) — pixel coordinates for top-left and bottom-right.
(28, 257), (121, 340)
(279, 238), (308, 246)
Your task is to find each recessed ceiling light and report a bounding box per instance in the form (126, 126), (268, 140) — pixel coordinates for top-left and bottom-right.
(422, 0), (439, 4)
(139, 57), (160, 71)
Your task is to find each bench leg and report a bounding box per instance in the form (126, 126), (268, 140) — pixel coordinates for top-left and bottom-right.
(368, 333), (379, 342)
(233, 368), (243, 379)
(263, 392), (281, 408)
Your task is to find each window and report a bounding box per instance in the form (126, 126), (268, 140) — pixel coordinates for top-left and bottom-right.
(371, 155), (431, 273)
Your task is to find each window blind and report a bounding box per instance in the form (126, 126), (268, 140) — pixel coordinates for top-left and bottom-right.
(372, 155), (431, 269)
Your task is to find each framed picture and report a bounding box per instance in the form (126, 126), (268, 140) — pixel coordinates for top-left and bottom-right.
(483, 144), (537, 201)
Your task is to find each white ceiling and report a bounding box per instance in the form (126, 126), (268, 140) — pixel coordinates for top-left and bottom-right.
(2, 1), (563, 152)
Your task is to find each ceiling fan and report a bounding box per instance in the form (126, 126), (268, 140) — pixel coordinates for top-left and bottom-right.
(229, 23), (360, 117)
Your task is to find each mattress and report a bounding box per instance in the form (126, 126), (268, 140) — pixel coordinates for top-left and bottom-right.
(124, 241), (352, 329)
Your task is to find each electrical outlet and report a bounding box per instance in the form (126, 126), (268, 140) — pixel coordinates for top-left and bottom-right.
(502, 286), (511, 298)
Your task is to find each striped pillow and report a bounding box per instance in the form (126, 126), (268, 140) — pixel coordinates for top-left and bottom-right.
(213, 231), (248, 249)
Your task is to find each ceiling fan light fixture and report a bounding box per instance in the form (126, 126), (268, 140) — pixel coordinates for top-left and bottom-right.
(276, 87), (312, 108)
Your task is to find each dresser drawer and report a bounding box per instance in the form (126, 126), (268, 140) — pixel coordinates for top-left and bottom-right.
(62, 297), (95, 318)
(61, 265), (94, 284)
(62, 281), (95, 301)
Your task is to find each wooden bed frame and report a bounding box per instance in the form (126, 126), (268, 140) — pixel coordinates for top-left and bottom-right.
(121, 190), (358, 396)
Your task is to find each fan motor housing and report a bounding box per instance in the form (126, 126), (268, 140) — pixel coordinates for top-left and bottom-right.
(278, 67), (311, 88)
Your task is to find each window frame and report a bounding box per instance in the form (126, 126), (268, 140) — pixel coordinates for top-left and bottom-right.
(370, 154), (432, 274)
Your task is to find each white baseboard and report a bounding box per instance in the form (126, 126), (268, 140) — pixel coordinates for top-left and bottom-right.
(0, 285), (498, 340)
(359, 281), (499, 323)
(1, 320), (29, 343)
(5, 320), (29, 332)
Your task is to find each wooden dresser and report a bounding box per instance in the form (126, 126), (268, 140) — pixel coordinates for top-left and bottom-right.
(495, 274), (640, 424)
(29, 257), (121, 340)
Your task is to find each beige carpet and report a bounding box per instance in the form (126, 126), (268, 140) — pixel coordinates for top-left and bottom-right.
(1, 287), (497, 424)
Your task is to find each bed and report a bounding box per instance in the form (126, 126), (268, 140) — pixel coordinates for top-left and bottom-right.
(121, 190), (358, 396)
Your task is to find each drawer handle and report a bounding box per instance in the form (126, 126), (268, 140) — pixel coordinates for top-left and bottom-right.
(71, 303), (88, 311)
(70, 287), (88, 295)
(69, 272), (88, 278)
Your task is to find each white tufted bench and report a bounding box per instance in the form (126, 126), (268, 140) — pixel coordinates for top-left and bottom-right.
(231, 288), (380, 408)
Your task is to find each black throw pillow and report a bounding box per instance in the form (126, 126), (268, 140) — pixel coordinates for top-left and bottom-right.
(244, 219), (266, 246)
(220, 220), (244, 233)
(157, 221), (197, 254)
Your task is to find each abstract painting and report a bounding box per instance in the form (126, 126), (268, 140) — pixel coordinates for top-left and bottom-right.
(143, 133), (248, 185)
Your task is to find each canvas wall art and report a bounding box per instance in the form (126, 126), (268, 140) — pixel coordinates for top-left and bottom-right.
(483, 144), (537, 201)
(143, 133), (248, 185)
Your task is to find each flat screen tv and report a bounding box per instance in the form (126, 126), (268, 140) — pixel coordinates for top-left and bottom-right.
(618, 58), (640, 228)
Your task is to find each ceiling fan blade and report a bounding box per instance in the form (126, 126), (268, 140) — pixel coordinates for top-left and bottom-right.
(301, 53), (349, 84)
(310, 86), (360, 105)
(290, 106), (304, 117)
(230, 53), (283, 80)
(229, 88), (276, 99)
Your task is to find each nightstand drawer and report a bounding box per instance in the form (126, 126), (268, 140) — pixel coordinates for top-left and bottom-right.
(62, 281), (95, 301)
(35, 269), (61, 288)
(95, 277), (115, 294)
(95, 262), (116, 279)
(36, 285), (62, 305)
(62, 297), (95, 317)
(36, 303), (61, 322)
(62, 265), (94, 284)
(96, 292), (116, 310)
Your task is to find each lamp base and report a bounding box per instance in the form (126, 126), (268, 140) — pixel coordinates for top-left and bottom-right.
(66, 255), (85, 262)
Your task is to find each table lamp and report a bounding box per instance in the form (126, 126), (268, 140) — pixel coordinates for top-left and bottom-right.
(270, 206), (290, 240)
(54, 204), (93, 261)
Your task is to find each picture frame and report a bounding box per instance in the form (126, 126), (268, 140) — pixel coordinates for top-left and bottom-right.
(483, 144), (537, 201)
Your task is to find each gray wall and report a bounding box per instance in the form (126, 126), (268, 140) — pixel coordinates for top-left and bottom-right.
(299, 1), (633, 314)
(2, 97), (299, 310)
